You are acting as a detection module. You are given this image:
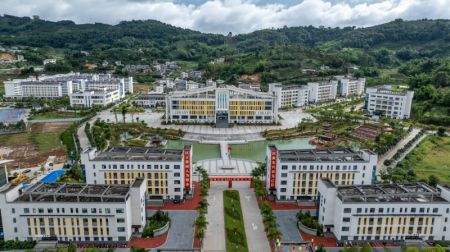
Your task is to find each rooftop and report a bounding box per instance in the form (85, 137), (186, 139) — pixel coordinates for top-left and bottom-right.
(332, 179), (447, 204)
(92, 146), (185, 162)
(15, 181), (136, 203)
(272, 146), (373, 162)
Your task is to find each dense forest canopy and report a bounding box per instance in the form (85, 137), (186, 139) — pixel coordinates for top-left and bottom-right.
(0, 15), (449, 125)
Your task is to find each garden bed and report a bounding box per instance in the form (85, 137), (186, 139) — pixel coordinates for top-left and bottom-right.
(223, 190), (248, 252)
(143, 210), (170, 238)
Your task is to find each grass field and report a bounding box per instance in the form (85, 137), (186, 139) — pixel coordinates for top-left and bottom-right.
(223, 190), (248, 252)
(411, 135), (450, 183)
(29, 112), (84, 120)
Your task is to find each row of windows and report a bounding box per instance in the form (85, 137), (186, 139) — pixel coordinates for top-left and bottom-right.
(281, 164), (366, 171)
(21, 207), (124, 215)
(97, 164), (180, 170)
(343, 207), (444, 214)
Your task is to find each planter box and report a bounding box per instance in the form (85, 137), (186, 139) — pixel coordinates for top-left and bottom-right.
(153, 221), (170, 237)
(298, 221), (317, 236)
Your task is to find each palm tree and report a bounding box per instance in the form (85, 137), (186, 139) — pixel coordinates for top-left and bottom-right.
(113, 109), (118, 123)
(121, 105), (128, 123)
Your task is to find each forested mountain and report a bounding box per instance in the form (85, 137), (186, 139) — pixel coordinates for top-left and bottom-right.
(0, 15), (449, 125)
(1, 15), (449, 55)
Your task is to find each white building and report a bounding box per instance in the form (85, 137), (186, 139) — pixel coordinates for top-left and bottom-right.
(269, 83), (309, 108)
(0, 178), (146, 243)
(336, 77), (365, 97)
(365, 85), (414, 119)
(166, 85), (278, 127)
(318, 179), (450, 242)
(133, 93), (166, 108)
(4, 73), (133, 102)
(69, 88), (121, 107)
(82, 146), (193, 201)
(43, 59), (57, 65)
(308, 81), (338, 103)
(266, 146), (377, 201)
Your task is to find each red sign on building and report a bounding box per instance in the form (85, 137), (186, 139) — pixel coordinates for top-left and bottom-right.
(269, 150), (277, 189)
(184, 148), (191, 189)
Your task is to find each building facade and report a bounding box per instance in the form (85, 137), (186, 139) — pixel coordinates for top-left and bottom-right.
(266, 146), (377, 201)
(166, 85), (278, 127)
(318, 179), (450, 242)
(269, 83), (309, 109)
(133, 93), (166, 108)
(337, 77), (365, 97)
(69, 89), (121, 107)
(307, 81), (338, 103)
(0, 178), (146, 243)
(4, 73), (133, 101)
(82, 146), (193, 200)
(365, 85), (414, 119)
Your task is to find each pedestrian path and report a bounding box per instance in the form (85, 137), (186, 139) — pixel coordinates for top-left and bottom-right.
(203, 188), (226, 251)
(238, 188), (271, 252)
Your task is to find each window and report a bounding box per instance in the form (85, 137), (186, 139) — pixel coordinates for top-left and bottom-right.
(174, 180), (181, 185)
(344, 208), (351, 213)
(117, 218), (125, 223)
(117, 227), (125, 232)
(116, 208), (124, 214)
(281, 165), (288, 170)
(174, 165), (180, 169)
(342, 227), (349, 231)
(280, 188), (287, 192)
(281, 173), (287, 178)
(174, 173), (180, 177)
(343, 217), (350, 222)
(82, 208), (88, 214)
(38, 208), (44, 213)
(281, 180), (287, 185)
(175, 188), (181, 192)
(105, 208), (111, 214)
(24, 208), (29, 214)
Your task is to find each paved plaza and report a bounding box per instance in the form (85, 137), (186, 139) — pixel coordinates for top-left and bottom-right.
(96, 108), (315, 139)
(146, 210), (198, 249)
(196, 158), (258, 176)
(274, 210), (304, 243)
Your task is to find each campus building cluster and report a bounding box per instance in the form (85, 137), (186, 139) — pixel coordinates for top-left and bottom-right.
(365, 85), (414, 119)
(265, 146), (377, 201)
(318, 180), (450, 242)
(0, 178), (146, 243)
(4, 73), (133, 107)
(82, 146), (193, 200)
(269, 77), (365, 109)
(165, 85), (278, 127)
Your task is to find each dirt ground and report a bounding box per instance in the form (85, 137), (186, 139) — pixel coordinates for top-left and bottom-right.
(0, 122), (70, 169)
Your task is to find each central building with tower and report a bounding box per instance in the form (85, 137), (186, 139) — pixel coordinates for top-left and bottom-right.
(165, 85), (278, 127)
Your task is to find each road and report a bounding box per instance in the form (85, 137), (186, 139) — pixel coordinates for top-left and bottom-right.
(238, 188), (271, 252)
(377, 127), (421, 173)
(203, 188), (226, 251)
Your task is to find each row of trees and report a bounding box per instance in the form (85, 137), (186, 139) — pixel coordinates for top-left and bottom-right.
(194, 166), (209, 242)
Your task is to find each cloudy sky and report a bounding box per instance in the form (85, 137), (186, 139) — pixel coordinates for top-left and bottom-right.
(1, 0), (449, 34)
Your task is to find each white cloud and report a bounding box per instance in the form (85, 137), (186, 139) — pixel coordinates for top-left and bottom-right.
(0, 0), (449, 34)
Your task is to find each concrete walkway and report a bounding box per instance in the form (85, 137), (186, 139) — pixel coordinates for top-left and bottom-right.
(238, 188), (271, 252)
(389, 132), (429, 168)
(377, 127), (421, 173)
(203, 188), (226, 251)
(219, 141), (230, 165)
(274, 210), (303, 243)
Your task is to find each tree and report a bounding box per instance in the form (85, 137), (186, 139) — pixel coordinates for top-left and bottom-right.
(121, 105), (128, 123)
(67, 243), (77, 252)
(437, 127), (446, 137)
(428, 175), (439, 187)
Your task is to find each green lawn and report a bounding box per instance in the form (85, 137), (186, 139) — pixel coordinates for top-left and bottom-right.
(29, 112), (84, 120)
(223, 190), (248, 252)
(0, 123), (69, 153)
(411, 135), (450, 183)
